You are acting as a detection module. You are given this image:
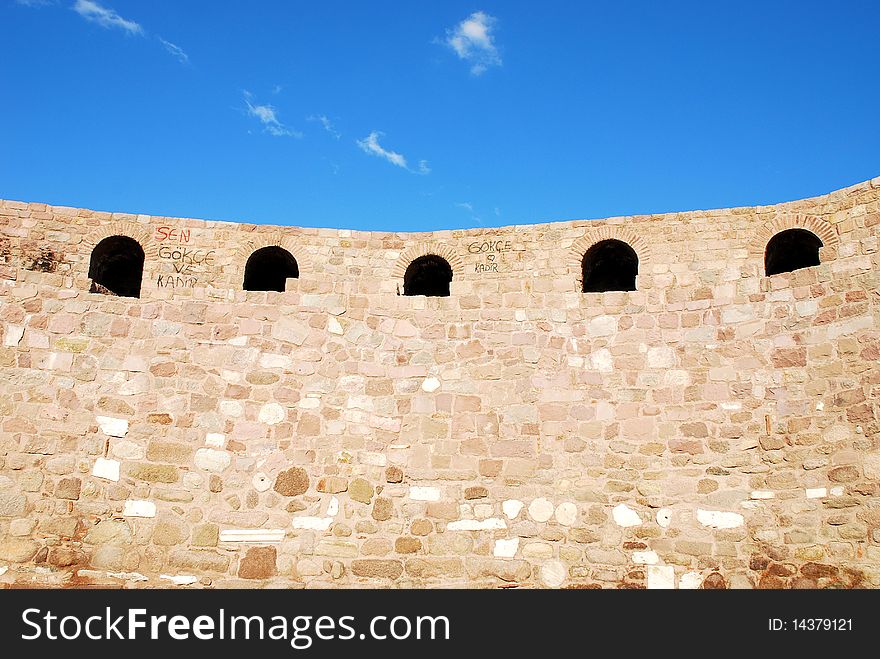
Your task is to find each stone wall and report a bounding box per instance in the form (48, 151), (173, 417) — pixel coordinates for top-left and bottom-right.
(0, 177), (878, 589)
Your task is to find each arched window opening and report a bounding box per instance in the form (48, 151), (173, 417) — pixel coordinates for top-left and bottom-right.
(88, 235), (145, 298)
(581, 239), (638, 293)
(403, 254), (452, 297)
(764, 229), (822, 276)
(243, 246), (299, 292)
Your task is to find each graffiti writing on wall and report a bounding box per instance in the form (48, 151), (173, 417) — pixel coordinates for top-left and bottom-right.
(155, 226), (191, 243)
(468, 238), (513, 273)
(154, 227), (217, 288)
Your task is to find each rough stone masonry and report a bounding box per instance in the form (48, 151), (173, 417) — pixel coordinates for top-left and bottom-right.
(0, 176), (878, 589)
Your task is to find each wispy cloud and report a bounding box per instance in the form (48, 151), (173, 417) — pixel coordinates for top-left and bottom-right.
(357, 132), (406, 168)
(15, 0), (57, 7)
(356, 131), (429, 174)
(455, 201), (483, 225)
(244, 91), (302, 138)
(272, 84), (283, 95)
(158, 37), (188, 64)
(444, 11), (502, 75)
(308, 114), (341, 140)
(72, 0), (143, 35)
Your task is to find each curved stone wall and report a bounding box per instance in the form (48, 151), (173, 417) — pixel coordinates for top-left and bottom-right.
(0, 177), (878, 588)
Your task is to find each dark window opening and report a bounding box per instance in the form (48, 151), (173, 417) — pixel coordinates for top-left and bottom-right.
(88, 236), (145, 298)
(764, 229), (822, 276)
(243, 246), (299, 292)
(403, 254), (452, 297)
(582, 239), (638, 293)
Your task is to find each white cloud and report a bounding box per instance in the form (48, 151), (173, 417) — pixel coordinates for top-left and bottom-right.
(356, 132), (431, 175)
(444, 11), (501, 75)
(455, 201), (483, 225)
(16, 0), (57, 7)
(356, 131), (408, 169)
(244, 91), (302, 138)
(73, 0), (143, 35)
(308, 114), (341, 140)
(158, 37), (188, 64)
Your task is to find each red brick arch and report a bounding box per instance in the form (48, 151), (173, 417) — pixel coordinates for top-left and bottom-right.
(233, 233), (313, 284)
(569, 226), (651, 291)
(391, 242), (464, 294)
(83, 223), (154, 260)
(749, 213), (839, 260)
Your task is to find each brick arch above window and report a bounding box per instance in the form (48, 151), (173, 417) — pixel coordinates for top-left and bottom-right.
(392, 242), (463, 294)
(233, 233), (313, 284)
(749, 213), (839, 260)
(83, 223), (155, 263)
(569, 226), (651, 291)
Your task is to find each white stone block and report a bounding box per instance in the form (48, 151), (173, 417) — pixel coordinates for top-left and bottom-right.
(92, 458), (120, 482)
(528, 497), (554, 522)
(493, 538), (519, 558)
(327, 497), (339, 517)
(647, 565), (675, 589)
(409, 486), (441, 501)
(252, 473), (271, 492)
(205, 433), (225, 447)
(219, 529), (286, 542)
(107, 572), (148, 582)
(540, 560), (567, 588)
(194, 448), (231, 472)
(502, 499), (524, 519)
(588, 315), (617, 337)
(221, 370), (241, 383)
(96, 416), (128, 438)
(830, 486), (844, 497)
(806, 487), (827, 499)
(160, 575), (198, 586)
(219, 401), (243, 417)
(291, 517), (333, 531)
(696, 508), (744, 529)
(4, 325), (24, 347)
(122, 500), (156, 518)
(655, 508), (671, 527)
(421, 377), (441, 393)
(328, 317), (344, 335)
(590, 348), (613, 373)
(447, 518), (506, 531)
(258, 403), (285, 425)
(750, 490), (775, 499)
(259, 353), (291, 369)
(554, 502), (578, 526)
(632, 550), (659, 565)
(679, 572), (703, 589)
(612, 503), (642, 527)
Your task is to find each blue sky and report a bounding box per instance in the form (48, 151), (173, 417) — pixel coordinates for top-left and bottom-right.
(2, 1), (878, 231)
